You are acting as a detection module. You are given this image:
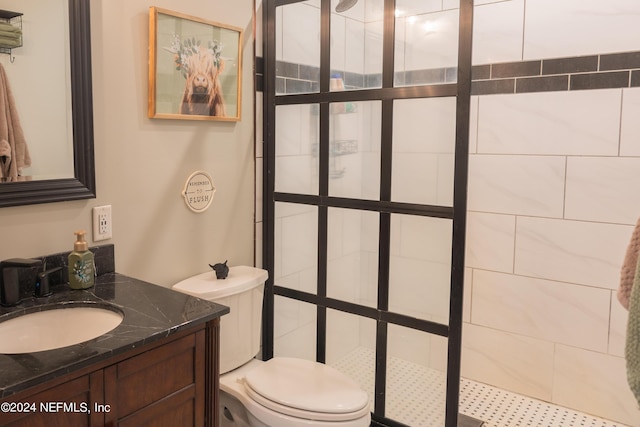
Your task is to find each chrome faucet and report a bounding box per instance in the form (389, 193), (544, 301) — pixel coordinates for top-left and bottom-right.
(0, 258), (42, 306)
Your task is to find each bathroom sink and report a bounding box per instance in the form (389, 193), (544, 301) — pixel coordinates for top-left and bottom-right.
(0, 305), (123, 354)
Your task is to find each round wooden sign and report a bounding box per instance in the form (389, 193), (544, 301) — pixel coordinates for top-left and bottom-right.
(182, 171), (216, 213)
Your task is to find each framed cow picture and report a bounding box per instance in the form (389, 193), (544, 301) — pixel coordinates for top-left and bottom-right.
(148, 7), (243, 121)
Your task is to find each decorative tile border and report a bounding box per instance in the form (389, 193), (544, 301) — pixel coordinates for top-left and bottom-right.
(256, 50), (640, 96)
(472, 52), (639, 94)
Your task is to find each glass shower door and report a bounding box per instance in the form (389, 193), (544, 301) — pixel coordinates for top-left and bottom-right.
(263, 1), (474, 426)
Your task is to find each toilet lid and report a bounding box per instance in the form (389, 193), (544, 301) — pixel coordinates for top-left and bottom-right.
(244, 357), (369, 418)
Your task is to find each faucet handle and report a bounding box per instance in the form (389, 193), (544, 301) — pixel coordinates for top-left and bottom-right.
(34, 266), (62, 298)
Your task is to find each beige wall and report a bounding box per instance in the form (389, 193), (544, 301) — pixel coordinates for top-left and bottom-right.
(0, 0), (256, 288)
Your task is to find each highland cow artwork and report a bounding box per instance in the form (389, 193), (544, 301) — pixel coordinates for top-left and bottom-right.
(148, 7), (242, 121)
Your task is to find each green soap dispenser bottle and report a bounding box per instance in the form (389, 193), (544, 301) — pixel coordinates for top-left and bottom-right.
(68, 230), (95, 289)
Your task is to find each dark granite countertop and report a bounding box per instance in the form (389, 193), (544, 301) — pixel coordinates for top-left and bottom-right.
(0, 272), (229, 398)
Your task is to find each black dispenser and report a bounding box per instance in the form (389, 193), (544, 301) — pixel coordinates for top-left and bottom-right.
(0, 258), (42, 306)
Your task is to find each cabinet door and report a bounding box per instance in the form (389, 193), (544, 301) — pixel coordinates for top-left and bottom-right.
(0, 371), (104, 427)
(104, 330), (205, 427)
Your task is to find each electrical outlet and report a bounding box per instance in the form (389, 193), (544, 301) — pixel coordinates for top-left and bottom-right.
(92, 205), (112, 241)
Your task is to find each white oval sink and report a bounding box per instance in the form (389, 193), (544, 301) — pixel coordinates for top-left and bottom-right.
(0, 306), (123, 354)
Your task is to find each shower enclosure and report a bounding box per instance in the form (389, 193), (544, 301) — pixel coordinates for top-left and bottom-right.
(262, 1), (474, 425)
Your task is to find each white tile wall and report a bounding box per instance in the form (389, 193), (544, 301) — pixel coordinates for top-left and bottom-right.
(461, 323), (554, 401)
(392, 215), (452, 263)
(620, 88), (640, 157)
(275, 6), (283, 61)
(389, 216), (452, 322)
(395, 0), (442, 18)
(392, 153), (440, 204)
(275, 104), (317, 157)
(364, 20), (384, 76)
(472, 0), (525, 65)
(274, 104), (319, 195)
(524, 0), (640, 60)
(401, 9), (459, 71)
(472, 270), (611, 353)
(514, 217), (631, 289)
(326, 309), (361, 364)
(273, 274), (318, 352)
(280, 2), (320, 67)
(393, 15), (405, 76)
(327, 253), (361, 303)
(389, 256), (451, 323)
(469, 96), (479, 153)
(565, 157), (640, 225)
(553, 345), (639, 425)
(388, 323), (440, 367)
(327, 209), (367, 304)
(275, 204), (318, 280)
(466, 212), (515, 273)
(393, 98), (457, 153)
(465, 84), (640, 424)
(442, 0), (459, 10)
(468, 155), (566, 217)
(345, 18), (365, 74)
(329, 102), (381, 199)
(392, 97), (456, 205)
(363, 0), (384, 22)
(275, 156), (318, 194)
(463, 267), (472, 323)
(477, 90), (622, 156)
(331, 13), (347, 71)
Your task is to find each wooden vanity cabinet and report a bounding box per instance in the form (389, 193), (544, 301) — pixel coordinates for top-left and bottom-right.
(104, 330), (206, 426)
(0, 318), (220, 427)
(0, 372), (104, 427)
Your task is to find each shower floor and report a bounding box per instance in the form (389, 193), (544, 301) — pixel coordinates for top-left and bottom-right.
(330, 347), (628, 427)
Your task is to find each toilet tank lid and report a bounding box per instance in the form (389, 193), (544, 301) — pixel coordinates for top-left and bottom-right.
(172, 265), (268, 300)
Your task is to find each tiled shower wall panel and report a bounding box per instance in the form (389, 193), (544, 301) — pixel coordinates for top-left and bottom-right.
(464, 87), (640, 426)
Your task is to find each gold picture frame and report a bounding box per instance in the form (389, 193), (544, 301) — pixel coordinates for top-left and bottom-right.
(148, 7), (242, 121)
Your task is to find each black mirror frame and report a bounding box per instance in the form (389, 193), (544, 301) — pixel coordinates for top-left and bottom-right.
(0, 0), (95, 208)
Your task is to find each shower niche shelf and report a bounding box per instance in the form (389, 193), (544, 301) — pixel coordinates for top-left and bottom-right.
(312, 140), (358, 180)
(331, 139), (358, 155)
(312, 140), (358, 157)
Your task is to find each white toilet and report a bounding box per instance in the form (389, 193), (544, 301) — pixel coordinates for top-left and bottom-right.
(173, 265), (371, 427)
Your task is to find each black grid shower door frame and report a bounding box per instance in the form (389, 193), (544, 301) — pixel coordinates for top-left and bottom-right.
(262, 1), (473, 426)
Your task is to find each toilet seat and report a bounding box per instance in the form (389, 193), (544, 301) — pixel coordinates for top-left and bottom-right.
(243, 357), (370, 422)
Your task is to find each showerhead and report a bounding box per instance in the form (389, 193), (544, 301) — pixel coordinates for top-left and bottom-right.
(335, 0), (358, 13)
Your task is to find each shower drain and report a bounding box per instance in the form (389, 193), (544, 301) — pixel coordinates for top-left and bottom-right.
(330, 347), (628, 427)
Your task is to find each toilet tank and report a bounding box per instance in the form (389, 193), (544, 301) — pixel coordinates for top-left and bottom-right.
(172, 265), (268, 374)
